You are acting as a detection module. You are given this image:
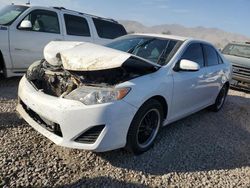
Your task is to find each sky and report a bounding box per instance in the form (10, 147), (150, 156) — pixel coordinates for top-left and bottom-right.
(0, 0), (249, 37)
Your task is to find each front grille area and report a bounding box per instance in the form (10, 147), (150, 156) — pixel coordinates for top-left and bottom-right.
(232, 65), (250, 81)
(20, 100), (63, 137)
(75, 125), (105, 144)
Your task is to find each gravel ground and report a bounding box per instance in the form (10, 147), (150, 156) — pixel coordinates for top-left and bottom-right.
(0, 77), (250, 187)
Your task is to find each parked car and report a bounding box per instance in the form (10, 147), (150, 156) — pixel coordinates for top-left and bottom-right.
(17, 34), (232, 154)
(0, 5), (127, 78)
(222, 42), (250, 91)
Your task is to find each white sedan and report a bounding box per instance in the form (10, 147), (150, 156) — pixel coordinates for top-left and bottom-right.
(17, 34), (232, 154)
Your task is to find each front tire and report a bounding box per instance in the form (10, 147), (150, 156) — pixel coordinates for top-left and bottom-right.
(210, 84), (228, 112)
(126, 99), (163, 155)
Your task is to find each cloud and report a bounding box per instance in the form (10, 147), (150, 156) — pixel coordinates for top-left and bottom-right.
(138, 0), (169, 9)
(171, 9), (190, 14)
(223, 20), (239, 26)
(157, 4), (168, 9)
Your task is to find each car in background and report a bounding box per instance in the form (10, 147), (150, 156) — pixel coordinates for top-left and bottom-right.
(17, 34), (232, 154)
(222, 42), (250, 91)
(0, 5), (127, 78)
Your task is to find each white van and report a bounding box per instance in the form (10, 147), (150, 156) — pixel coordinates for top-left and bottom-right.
(0, 5), (127, 77)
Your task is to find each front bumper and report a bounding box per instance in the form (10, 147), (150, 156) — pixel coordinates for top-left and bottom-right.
(16, 76), (138, 152)
(230, 64), (250, 90)
(231, 75), (250, 91)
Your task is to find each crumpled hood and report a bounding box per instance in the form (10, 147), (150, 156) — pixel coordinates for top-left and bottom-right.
(44, 41), (132, 71)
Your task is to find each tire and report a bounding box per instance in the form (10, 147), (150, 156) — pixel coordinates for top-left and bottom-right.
(126, 99), (164, 155)
(0, 52), (6, 78)
(210, 84), (228, 112)
(0, 68), (7, 79)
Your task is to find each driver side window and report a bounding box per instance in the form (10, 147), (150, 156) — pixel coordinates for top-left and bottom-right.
(181, 43), (204, 67)
(20, 10), (60, 34)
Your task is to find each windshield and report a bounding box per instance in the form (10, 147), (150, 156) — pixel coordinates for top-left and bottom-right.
(106, 35), (182, 65)
(222, 44), (250, 59)
(0, 5), (28, 26)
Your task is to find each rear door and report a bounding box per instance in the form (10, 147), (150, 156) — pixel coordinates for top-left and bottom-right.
(170, 42), (209, 120)
(9, 8), (63, 69)
(62, 13), (93, 43)
(202, 44), (225, 102)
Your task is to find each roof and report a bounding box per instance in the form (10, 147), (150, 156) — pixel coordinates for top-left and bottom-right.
(9, 4), (118, 23)
(53, 7), (118, 23)
(130, 33), (190, 41)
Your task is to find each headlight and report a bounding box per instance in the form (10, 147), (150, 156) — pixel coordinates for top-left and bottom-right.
(65, 86), (131, 105)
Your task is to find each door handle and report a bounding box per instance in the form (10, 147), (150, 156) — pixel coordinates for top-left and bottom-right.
(54, 38), (62, 41)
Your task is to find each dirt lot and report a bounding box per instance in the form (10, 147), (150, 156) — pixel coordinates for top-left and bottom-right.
(0, 77), (250, 187)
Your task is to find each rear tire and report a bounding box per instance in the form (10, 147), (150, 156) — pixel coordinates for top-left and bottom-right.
(126, 99), (163, 155)
(210, 84), (228, 112)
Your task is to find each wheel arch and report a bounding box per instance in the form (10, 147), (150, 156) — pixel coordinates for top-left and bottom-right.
(143, 95), (168, 120)
(126, 95), (169, 154)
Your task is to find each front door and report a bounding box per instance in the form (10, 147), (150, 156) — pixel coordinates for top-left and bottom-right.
(9, 9), (63, 70)
(170, 43), (209, 121)
(202, 44), (225, 103)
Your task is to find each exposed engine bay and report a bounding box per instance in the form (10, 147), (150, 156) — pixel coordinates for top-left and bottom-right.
(26, 41), (160, 97)
(26, 58), (158, 97)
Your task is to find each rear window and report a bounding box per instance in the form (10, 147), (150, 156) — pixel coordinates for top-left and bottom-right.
(203, 44), (219, 66)
(93, 18), (127, 39)
(64, 14), (90, 37)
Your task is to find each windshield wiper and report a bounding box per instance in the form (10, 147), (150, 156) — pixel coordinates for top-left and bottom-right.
(127, 38), (156, 54)
(156, 41), (171, 65)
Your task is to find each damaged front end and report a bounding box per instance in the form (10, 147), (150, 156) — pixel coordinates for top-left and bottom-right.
(26, 41), (160, 104)
(26, 60), (78, 97)
(26, 57), (158, 97)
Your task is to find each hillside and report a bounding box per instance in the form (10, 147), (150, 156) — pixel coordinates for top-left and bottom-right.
(120, 20), (250, 48)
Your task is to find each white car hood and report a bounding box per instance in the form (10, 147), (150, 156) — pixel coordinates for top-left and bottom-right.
(44, 41), (132, 71)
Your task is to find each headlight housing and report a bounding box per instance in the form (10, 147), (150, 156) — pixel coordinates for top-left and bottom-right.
(65, 86), (131, 105)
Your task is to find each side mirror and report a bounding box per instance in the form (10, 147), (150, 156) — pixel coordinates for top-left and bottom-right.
(178, 59), (200, 71)
(19, 20), (32, 30)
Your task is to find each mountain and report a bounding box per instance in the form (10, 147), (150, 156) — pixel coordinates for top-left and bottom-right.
(119, 20), (250, 48)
